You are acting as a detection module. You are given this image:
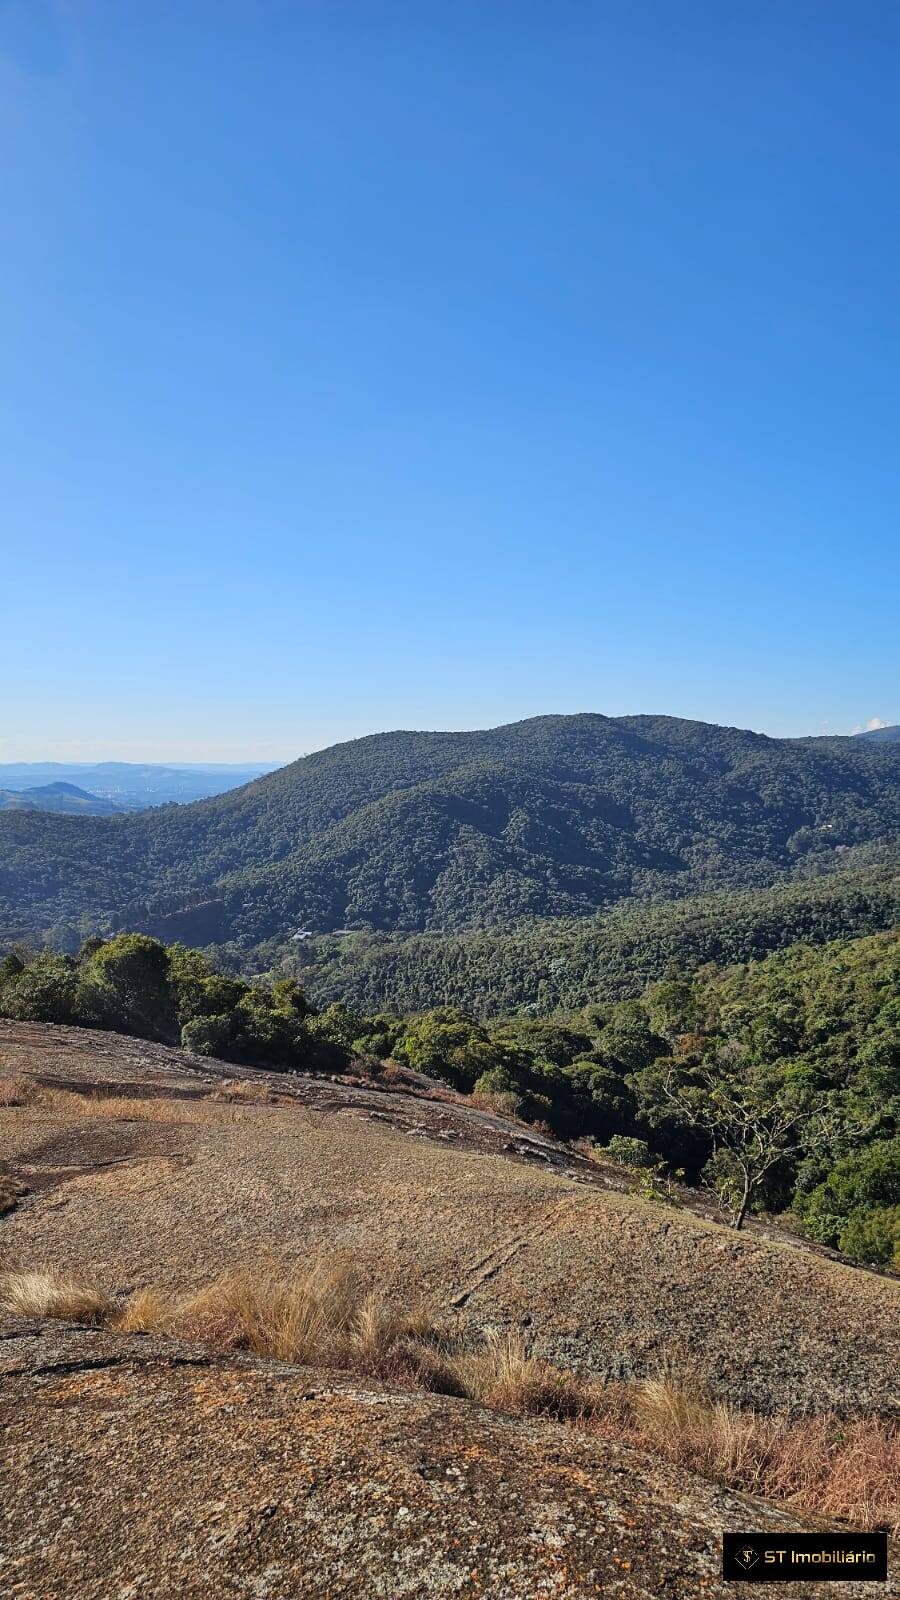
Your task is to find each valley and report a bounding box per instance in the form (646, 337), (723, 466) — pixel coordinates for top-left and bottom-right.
(1, 718), (898, 1596)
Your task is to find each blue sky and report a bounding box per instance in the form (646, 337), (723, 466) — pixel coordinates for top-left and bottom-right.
(1, 1), (897, 760)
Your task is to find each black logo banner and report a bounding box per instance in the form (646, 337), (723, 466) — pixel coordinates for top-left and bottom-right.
(723, 1531), (888, 1583)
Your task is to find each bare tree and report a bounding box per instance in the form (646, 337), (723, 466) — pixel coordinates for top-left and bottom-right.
(653, 1050), (837, 1230)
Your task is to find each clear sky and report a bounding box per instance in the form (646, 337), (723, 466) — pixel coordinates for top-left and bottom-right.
(1, 1), (897, 760)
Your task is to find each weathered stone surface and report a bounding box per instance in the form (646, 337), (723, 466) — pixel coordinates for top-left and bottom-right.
(1, 1315), (891, 1600)
(2, 1021), (897, 1417)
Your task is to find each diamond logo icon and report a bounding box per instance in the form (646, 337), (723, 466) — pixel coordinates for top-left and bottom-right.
(735, 1545), (760, 1571)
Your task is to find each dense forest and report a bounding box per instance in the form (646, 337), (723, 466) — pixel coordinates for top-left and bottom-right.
(2, 926), (897, 1270)
(261, 849), (900, 1015)
(1, 716), (898, 952)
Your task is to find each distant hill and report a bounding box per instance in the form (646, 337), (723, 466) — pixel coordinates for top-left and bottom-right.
(0, 782), (123, 817)
(1, 714), (898, 950)
(855, 724), (900, 743)
(0, 762), (275, 810)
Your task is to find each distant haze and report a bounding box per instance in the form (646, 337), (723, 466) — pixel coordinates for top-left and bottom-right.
(0, 762), (277, 810)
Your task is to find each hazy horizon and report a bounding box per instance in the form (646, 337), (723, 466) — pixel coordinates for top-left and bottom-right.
(0, 708), (895, 767)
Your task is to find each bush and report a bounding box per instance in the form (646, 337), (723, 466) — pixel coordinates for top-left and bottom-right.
(80, 935), (178, 1041)
(181, 1014), (235, 1058)
(0, 952), (79, 1024)
(597, 1135), (658, 1169)
(838, 1205), (900, 1269)
(796, 1139), (900, 1248)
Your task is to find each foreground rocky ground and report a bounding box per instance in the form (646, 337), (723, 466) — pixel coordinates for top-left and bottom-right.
(1, 1020), (899, 1597)
(0, 1313), (891, 1600)
(1, 1020), (897, 1415)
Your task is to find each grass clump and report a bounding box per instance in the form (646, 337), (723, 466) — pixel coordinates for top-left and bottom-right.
(621, 1373), (900, 1534)
(452, 1327), (592, 1419)
(4, 1259), (897, 1535)
(0, 1075), (39, 1107)
(0, 1267), (112, 1324)
(210, 1079), (271, 1104)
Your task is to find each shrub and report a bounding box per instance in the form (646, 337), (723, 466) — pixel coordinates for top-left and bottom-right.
(181, 1014), (235, 1058)
(0, 953), (79, 1024)
(597, 1134), (658, 1169)
(838, 1205), (900, 1269)
(80, 934), (178, 1041)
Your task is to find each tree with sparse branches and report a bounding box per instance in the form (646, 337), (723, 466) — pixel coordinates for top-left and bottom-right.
(635, 1044), (839, 1230)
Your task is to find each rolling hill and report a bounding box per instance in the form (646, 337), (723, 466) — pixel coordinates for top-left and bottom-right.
(0, 781), (123, 817)
(0, 761), (275, 808)
(0, 714), (898, 951)
(288, 849), (900, 1014)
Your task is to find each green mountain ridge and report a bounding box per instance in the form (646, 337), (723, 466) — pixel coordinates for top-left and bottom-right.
(1, 714), (897, 951)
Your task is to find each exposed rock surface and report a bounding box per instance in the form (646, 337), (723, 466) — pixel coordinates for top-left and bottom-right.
(0, 1314), (892, 1600)
(2, 1021), (898, 1417)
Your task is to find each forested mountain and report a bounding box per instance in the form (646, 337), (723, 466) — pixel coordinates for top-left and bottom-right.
(1, 715), (898, 951)
(855, 725), (900, 743)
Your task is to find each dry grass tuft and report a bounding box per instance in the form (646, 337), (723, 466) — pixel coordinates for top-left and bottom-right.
(622, 1373), (900, 1534)
(452, 1327), (594, 1419)
(5, 1259), (897, 1534)
(108, 1260), (438, 1381)
(0, 1075), (39, 1107)
(0, 1267), (112, 1324)
(112, 1287), (177, 1334)
(210, 1079), (270, 1104)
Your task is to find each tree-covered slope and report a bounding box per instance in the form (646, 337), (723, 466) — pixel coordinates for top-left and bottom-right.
(272, 849), (900, 1015)
(0, 715), (898, 947)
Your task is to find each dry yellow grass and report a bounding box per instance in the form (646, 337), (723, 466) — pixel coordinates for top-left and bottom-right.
(5, 1258), (898, 1535)
(22, 1084), (262, 1126)
(452, 1326), (591, 1419)
(0, 1075), (39, 1107)
(113, 1287), (175, 1334)
(624, 1373), (900, 1535)
(111, 1260), (434, 1377)
(0, 1267), (111, 1324)
(210, 1079), (271, 1104)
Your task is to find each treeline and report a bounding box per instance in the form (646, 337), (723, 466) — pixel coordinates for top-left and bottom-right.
(254, 853), (900, 1016)
(1, 926), (897, 1270)
(0, 937), (352, 1074)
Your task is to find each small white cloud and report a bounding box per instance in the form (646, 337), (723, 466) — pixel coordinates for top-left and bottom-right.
(866, 717), (889, 731)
